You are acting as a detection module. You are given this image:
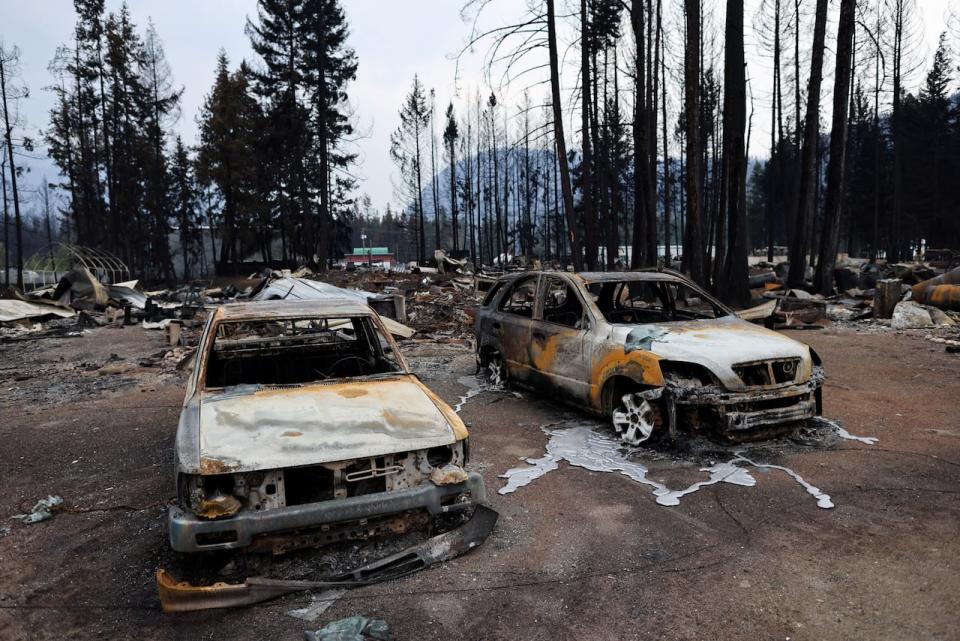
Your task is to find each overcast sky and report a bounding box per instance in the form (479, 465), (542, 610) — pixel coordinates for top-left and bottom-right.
(1, 0), (955, 218)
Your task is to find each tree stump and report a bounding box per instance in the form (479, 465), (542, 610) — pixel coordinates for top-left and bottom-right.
(874, 278), (902, 319)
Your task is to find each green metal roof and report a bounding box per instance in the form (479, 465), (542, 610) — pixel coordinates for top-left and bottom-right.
(348, 247), (391, 256)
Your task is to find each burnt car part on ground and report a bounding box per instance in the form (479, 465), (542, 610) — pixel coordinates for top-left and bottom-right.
(170, 299), (485, 554)
(158, 505), (499, 612)
(475, 269), (824, 444)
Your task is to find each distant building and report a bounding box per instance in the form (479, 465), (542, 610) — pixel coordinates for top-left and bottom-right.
(341, 247), (394, 267)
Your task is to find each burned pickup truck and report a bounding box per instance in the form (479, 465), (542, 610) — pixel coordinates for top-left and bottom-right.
(169, 299), (484, 553)
(475, 270), (824, 443)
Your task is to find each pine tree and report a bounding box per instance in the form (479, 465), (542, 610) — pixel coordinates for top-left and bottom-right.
(141, 20), (182, 281)
(0, 44), (25, 288)
(247, 0), (311, 262)
(390, 76), (429, 264)
(302, 0), (358, 267)
(197, 53), (263, 269)
(169, 136), (198, 281)
(103, 5), (149, 272)
(443, 102), (459, 253)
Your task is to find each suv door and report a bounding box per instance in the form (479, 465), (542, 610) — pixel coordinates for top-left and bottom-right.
(528, 275), (592, 403)
(490, 274), (540, 383)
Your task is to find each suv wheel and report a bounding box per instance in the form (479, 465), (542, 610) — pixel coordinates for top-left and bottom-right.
(612, 393), (660, 445)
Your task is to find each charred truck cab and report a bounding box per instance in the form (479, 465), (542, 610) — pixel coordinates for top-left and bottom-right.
(475, 270), (824, 444)
(169, 299), (485, 553)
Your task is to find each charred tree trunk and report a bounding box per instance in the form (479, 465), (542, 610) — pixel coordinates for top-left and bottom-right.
(681, 0), (705, 283)
(786, 0), (828, 287)
(645, 0), (660, 265)
(719, 0), (750, 307)
(580, 0), (597, 269)
(889, 0), (905, 262)
(547, 0), (582, 270)
(630, 0), (650, 268)
(660, 11), (671, 266)
(0, 55), (24, 289)
(813, 0), (856, 294)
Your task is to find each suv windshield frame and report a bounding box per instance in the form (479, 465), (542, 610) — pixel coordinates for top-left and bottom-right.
(585, 276), (733, 324)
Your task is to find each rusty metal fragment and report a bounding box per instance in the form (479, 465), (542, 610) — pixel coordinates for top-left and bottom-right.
(912, 269), (960, 311)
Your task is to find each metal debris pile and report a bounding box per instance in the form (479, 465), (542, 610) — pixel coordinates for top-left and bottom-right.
(740, 259), (960, 345)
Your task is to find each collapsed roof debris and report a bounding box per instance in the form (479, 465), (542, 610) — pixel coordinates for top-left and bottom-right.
(0, 299), (75, 323)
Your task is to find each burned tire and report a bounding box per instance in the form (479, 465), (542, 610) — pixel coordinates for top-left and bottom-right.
(612, 393), (661, 445)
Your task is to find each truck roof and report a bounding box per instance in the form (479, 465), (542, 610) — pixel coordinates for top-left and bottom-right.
(212, 298), (374, 322)
(496, 269), (689, 284)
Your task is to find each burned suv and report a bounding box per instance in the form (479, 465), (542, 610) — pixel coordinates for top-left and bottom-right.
(169, 299), (484, 553)
(475, 270), (823, 443)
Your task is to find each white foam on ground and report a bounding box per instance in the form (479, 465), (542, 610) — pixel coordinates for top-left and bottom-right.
(453, 374), (512, 413)
(499, 422), (835, 509)
(815, 417), (879, 445)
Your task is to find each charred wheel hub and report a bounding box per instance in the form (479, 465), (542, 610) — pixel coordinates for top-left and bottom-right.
(612, 393), (661, 445)
(487, 355), (506, 388)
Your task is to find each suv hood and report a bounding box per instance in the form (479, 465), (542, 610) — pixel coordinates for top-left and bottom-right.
(195, 375), (460, 474)
(608, 316), (812, 390)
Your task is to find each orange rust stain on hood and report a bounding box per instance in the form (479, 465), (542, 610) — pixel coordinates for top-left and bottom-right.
(197, 375), (465, 473)
(336, 387), (368, 398)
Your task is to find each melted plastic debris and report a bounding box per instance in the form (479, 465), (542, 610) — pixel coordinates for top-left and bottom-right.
(732, 454), (834, 509)
(499, 425), (664, 497)
(815, 416), (879, 445)
(454, 374), (506, 413)
(499, 422), (834, 509)
(624, 326), (669, 353)
(287, 589), (347, 622)
(11, 495), (63, 524)
(305, 615), (390, 641)
(654, 460), (757, 506)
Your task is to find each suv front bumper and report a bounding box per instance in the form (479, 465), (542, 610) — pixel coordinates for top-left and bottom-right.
(670, 370), (823, 436)
(168, 473), (486, 553)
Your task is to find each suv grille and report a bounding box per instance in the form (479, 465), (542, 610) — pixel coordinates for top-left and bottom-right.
(733, 358), (800, 386)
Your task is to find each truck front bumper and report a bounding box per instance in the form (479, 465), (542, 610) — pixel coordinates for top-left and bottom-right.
(168, 473), (486, 553)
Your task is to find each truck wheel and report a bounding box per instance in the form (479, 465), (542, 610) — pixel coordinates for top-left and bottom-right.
(612, 393), (659, 445)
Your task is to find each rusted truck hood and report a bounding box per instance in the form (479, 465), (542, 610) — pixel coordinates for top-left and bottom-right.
(609, 316), (812, 390)
(192, 375), (461, 474)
